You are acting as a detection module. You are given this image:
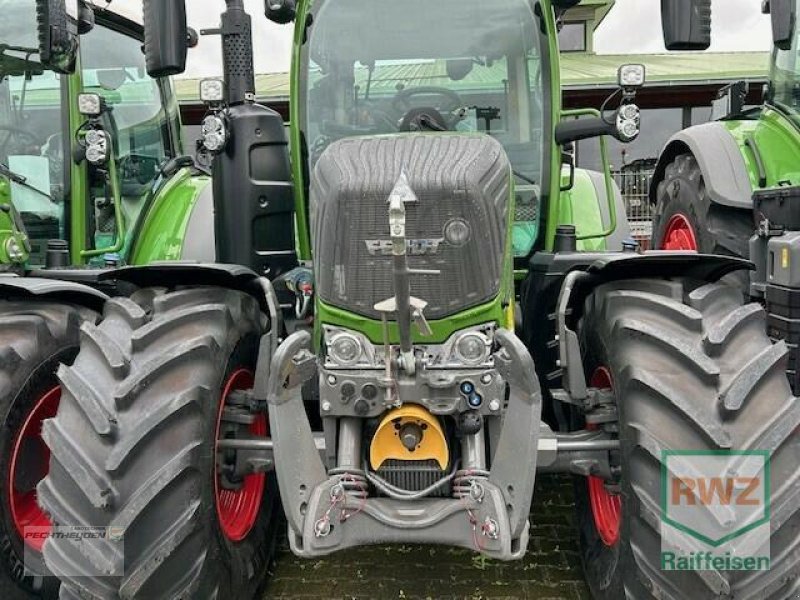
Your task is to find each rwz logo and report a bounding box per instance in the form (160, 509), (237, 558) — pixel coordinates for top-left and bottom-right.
(660, 450), (771, 572)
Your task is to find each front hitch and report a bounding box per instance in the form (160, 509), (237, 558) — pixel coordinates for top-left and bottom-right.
(266, 328), (543, 560)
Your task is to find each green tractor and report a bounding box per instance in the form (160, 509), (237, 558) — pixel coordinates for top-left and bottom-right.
(0, 2), (213, 597)
(29, 0), (800, 599)
(652, 0), (800, 391)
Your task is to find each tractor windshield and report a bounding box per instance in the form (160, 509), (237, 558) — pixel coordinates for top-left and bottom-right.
(0, 1), (69, 262)
(770, 0), (800, 115)
(80, 21), (180, 249)
(300, 0), (546, 256)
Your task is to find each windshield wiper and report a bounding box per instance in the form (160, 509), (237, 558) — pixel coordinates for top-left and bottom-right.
(0, 163), (54, 202)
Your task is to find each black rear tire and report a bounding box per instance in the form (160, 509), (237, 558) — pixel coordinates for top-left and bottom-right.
(0, 300), (87, 600)
(652, 153), (753, 294)
(576, 278), (800, 599)
(39, 287), (280, 599)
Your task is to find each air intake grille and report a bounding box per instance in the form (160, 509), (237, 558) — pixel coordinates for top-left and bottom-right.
(312, 134), (510, 320)
(375, 459), (450, 497)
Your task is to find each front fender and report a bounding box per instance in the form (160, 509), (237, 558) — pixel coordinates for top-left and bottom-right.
(650, 122), (753, 210)
(0, 275), (108, 312)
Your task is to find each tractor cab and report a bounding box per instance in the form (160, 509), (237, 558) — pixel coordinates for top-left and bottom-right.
(0, 0), (185, 267)
(297, 0), (546, 258)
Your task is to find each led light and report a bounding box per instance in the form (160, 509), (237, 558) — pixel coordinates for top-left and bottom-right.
(444, 218), (471, 247)
(200, 78), (225, 104)
(454, 332), (490, 366)
(460, 381), (475, 395)
(84, 129), (108, 165)
(200, 114), (228, 153)
(621, 121), (639, 139)
(618, 64), (646, 89)
(616, 104), (641, 142)
(328, 332), (363, 366)
(77, 93), (102, 116)
(619, 104), (639, 120)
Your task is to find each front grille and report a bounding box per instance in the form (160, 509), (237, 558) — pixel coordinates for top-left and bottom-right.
(312, 134), (510, 320)
(375, 459), (450, 497)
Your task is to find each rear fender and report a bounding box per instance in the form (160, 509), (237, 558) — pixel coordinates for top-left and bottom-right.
(560, 168), (631, 251)
(127, 169), (213, 264)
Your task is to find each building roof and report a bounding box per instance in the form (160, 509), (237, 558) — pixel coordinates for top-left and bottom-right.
(174, 51), (770, 103)
(561, 51), (770, 88)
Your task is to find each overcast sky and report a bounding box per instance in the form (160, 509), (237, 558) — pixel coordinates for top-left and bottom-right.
(117, 0), (772, 78)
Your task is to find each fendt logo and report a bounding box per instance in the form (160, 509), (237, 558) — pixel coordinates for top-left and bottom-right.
(660, 450), (771, 571)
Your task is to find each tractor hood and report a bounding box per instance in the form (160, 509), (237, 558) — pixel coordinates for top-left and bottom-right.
(311, 133), (511, 321)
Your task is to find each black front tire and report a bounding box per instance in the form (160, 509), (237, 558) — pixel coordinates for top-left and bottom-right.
(0, 300), (87, 600)
(39, 287), (280, 599)
(576, 278), (800, 599)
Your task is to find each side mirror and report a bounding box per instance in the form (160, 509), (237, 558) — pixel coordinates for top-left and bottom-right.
(661, 0), (712, 51)
(143, 0), (189, 78)
(765, 0), (795, 51)
(36, 0), (80, 74)
(265, 0), (296, 24)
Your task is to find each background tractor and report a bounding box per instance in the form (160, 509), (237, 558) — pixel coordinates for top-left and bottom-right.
(27, 0), (800, 599)
(0, 2), (213, 597)
(651, 0), (800, 392)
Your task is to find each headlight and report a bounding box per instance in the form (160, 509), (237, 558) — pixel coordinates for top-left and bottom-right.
(84, 129), (109, 165)
(328, 332), (363, 366)
(201, 114), (228, 153)
(616, 103), (640, 143)
(453, 331), (490, 366)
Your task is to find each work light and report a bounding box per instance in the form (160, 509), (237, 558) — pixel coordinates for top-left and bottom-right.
(200, 78), (224, 105)
(617, 64), (646, 90)
(77, 93), (102, 116)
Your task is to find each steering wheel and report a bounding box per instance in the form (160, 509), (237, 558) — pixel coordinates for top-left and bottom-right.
(392, 87), (466, 132)
(0, 125), (42, 156)
(119, 153), (162, 197)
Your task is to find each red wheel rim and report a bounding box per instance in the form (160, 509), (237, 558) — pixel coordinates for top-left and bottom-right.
(661, 213), (698, 251)
(587, 367), (621, 547)
(9, 386), (60, 552)
(214, 369), (266, 542)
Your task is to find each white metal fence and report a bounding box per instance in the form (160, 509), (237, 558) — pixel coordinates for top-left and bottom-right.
(612, 161), (656, 249)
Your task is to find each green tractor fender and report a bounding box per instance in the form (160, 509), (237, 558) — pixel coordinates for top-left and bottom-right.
(560, 167), (631, 251)
(127, 168), (214, 265)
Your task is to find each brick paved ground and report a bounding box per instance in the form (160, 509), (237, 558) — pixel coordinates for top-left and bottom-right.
(263, 474), (591, 599)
